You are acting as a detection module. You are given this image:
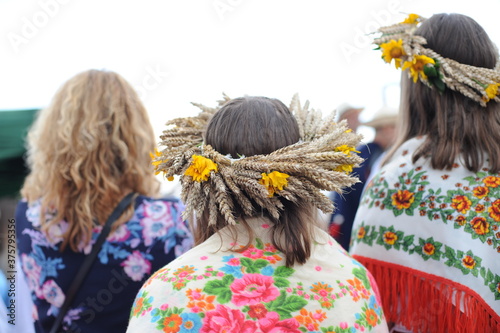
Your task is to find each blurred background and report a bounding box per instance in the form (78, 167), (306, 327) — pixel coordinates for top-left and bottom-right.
(1, 0), (500, 194)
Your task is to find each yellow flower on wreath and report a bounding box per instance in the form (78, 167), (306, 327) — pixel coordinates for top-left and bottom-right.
(402, 55), (436, 83)
(401, 13), (420, 24)
(335, 164), (354, 174)
(184, 155), (218, 182)
(259, 171), (289, 197)
(484, 83), (500, 102)
(150, 148), (169, 176)
(335, 144), (360, 155)
(380, 39), (406, 69)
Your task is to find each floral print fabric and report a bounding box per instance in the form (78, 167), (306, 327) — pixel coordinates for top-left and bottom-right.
(16, 195), (194, 333)
(350, 136), (500, 317)
(127, 218), (388, 333)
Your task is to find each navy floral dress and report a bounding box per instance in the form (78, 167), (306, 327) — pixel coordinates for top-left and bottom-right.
(15, 195), (194, 333)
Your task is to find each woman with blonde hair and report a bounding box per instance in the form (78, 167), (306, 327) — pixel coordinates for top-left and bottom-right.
(127, 95), (388, 332)
(15, 69), (193, 332)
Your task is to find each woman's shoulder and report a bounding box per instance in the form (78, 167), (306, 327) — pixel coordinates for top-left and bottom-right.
(127, 233), (387, 333)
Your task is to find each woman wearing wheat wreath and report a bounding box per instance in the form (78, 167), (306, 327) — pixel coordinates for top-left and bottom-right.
(349, 13), (500, 333)
(127, 95), (389, 332)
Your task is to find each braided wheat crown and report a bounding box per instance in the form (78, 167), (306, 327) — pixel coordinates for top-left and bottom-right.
(376, 14), (500, 107)
(152, 94), (364, 226)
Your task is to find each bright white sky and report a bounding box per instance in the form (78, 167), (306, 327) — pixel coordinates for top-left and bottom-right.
(2, 0), (500, 141)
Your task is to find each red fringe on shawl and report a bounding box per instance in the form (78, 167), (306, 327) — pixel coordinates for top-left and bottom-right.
(354, 255), (500, 333)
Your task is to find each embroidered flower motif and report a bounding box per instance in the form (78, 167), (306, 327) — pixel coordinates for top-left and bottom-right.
(365, 308), (379, 327)
(230, 274), (280, 306)
(402, 55), (436, 83)
(259, 171), (289, 197)
(258, 311), (301, 333)
(488, 199), (500, 222)
(391, 190), (415, 210)
(310, 282), (333, 297)
(451, 195), (472, 214)
(357, 227), (366, 239)
(470, 217), (490, 235)
(461, 255), (476, 270)
(380, 39), (406, 69)
(423, 242), (435, 255)
(454, 215), (467, 226)
(162, 313), (182, 333)
(247, 304), (268, 319)
(483, 176), (500, 188)
(108, 224), (131, 242)
(186, 288), (216, 313)
(383, 231), (398, 245)
(42, 280), (65, 308)
(173, 265), (196, 278)
(184, 155), (218, 182)
(294, 308), (326, 331)
(241, 246), (264, 259)
(131, 290), (153, 318)
(121, 251), (152, 281)
(472, 186), (489, 199)
(202, 305), (257, 333)
(179, 312), (202, 333)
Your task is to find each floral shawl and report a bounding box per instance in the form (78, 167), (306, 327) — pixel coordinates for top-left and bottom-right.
(16, 195), (194, 333)
(350, 137), (500, 333)
(127, 217), (389, 333)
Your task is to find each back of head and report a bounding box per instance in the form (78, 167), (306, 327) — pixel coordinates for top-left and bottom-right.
(397, 13), (500, 172)
(204, 96), (300, 157)
(22, 69), (159, 251)
(202, 96), (314, 266)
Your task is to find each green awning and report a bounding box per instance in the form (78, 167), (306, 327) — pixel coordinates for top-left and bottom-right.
(0, 109), (38, 197)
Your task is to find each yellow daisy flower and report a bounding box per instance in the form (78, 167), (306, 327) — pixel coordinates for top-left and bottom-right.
(402, 55), (436, 83)
(259, 171), (289, 197)
(335, 164), (354, 174)
(380, 39), (406, 69)
(184, 155), (218, 182)
(484, 83), (500, 102)
(335, 145), (360, 155)
(401, 13), (420, 24)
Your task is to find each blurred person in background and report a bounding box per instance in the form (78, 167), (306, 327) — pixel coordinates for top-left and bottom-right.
(329, 106), (398, 250)
(15, 69), (193, 333)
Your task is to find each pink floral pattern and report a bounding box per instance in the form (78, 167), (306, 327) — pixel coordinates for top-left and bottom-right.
(17, 196), (193, 332)
(127, 220), (388, 332)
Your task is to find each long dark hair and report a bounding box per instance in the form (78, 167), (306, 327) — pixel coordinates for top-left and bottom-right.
(196, 96), (319, 267)
(389, 13), (500, 173)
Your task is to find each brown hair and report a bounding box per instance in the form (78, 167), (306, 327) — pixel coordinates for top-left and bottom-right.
(389, 13), (500, 172)
(22, 69), (160, 252)
(198, 96), (318, 267)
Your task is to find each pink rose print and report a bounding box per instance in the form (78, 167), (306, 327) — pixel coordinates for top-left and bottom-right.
(201, 304), (257, 333)
(21, 254), (43, 298)
(241, 247), (264, 259)
(108, 224), (131, 242)
(140, 217), (173, 246)
(46, 221), (69, 246)
(230, 274), (279, 306)
(121, 251), (152, 281)
(259, 311), (301, 333)
(42, 280), (65, 308)
(143, 200), (170, 220)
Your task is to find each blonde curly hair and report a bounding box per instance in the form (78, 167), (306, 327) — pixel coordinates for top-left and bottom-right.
(22, 69), (160, 252)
